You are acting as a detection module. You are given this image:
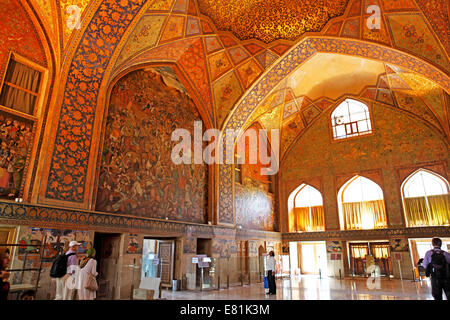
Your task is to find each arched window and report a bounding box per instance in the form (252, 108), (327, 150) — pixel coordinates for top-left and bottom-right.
(288, 184), (325, 232)
(402, 169), (450, 227)
(338, 176), (387, 230)
(331, 98), (372, 140)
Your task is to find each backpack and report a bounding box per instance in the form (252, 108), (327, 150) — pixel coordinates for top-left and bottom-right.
(425, 250), (449, 279)
(49, 253), (75, 278)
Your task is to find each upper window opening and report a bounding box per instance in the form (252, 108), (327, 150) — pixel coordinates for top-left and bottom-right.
(331, 99), (372, 140)
(338, 176), (387, 230)
(0, 58), (42, 116)
(402, 169), (450, 227)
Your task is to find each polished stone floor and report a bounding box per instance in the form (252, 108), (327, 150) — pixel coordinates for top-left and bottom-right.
(162, 276), (441, 300)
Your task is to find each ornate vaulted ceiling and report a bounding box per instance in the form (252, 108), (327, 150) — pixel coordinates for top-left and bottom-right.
(197, 0), (350, 43)
(13, 0), (449, 215)
(244, 53), (449, 158)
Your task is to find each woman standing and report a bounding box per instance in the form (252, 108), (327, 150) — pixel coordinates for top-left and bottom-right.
(0, 249), (11, 301)
(76, 248), (98, 300)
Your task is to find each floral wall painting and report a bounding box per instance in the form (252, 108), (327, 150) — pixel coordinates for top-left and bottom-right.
(96, 68), (208, 224)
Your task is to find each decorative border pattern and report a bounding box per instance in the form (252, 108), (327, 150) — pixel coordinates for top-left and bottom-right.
(218, 36), (450, 224)
(45, 0), (147, 202)
(283, 226), (450, 242)
(0, 201), (281, 241)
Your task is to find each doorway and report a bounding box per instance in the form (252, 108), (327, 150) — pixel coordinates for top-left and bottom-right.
(93, 233), (121, 300)
(196, 238), (212, 289)
(409, 238), (450, 267)
(348, 241), (392, 276)
(141, 238), (176, 288)
(298, 241), (327, 276)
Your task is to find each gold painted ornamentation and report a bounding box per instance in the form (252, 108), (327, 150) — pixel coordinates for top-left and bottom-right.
(197, 0), (349, 43)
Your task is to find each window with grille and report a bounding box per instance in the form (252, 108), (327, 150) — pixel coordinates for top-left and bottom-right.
(331, 99), (372, 140)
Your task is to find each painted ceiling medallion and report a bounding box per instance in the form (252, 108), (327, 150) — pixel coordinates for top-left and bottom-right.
(197, 0), (350, 43)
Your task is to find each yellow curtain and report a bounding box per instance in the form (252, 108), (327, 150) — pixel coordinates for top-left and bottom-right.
(0, 60), (41, 114)
(372, 245), (389, 258)
(350, 245), (368, 259)
(342, 200), (387, 230)
(404, 194), (450, 226)
(288, 206), (325, 232)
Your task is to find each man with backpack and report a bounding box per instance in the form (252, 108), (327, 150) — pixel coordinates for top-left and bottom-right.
(51, 240), (80, 300)
(422, 238), (450, 300)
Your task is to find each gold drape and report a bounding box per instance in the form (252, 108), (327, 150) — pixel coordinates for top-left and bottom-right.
(404, 194), (450, 226)
(371, 245), (389, 258)
(288, 206), (325, 232)
(0, 60), (41, 114)
(350, 245), (368, 259)
(342, 200), (387, 230)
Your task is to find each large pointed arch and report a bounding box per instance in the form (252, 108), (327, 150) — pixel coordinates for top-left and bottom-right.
(401, 168), (450, 227)
(217, 36), (450, 225)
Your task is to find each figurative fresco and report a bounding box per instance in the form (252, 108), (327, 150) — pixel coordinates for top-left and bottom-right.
(17, 227), (92, 261)
(197, 0), (349, 43)
(95, 68), (208, 224)
(0, 113), (34, 199)
(0, 0), (46, 69)
(235, 182), (275, 232)
(126, 234), (142, 254)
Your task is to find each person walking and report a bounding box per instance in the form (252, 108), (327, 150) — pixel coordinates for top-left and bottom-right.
(266, 251), (277, 295)
(76, 248), (98, 300)
(0, 249), (11, 301)
(422, 237), (450, 300)
(53, 240), (80, 300)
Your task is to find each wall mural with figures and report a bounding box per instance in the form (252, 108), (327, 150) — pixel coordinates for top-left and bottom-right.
(95, 67), (208, 223)
(0, 112), (34, 199)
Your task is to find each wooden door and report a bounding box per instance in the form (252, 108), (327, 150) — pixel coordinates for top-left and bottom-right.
(349, 243), (369, 276)
(158, 241), (174, 287)
(370, 242), (392, 276)
(98, 236), (120, 299)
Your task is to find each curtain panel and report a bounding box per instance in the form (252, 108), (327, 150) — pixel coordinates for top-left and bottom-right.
(0, 60), (41, 115)
(404, 194), (450, 226)
(288, 206), (325, 232)
(342, 200), (387, 230)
